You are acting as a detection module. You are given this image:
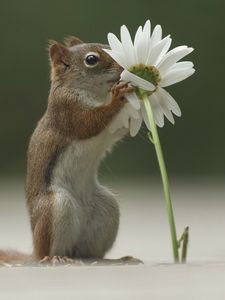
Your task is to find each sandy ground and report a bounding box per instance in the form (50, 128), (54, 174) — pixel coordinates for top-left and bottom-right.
(0, 176), (225, 299)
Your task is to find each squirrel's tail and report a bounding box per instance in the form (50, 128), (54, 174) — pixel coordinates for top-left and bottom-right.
(0, 250), (32, 265)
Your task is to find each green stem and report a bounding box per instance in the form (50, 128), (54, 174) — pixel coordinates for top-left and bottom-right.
(142, 92), (179, 263)
(181, 226), (189, 263)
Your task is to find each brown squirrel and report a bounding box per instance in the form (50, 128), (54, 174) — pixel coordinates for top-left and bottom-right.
(0, 36), (136, 265)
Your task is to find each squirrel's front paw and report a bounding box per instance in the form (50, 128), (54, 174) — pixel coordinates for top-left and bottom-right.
(111, 81), (134, 103)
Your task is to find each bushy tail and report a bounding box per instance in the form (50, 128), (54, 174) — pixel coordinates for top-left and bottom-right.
(0, 250), (31, 265)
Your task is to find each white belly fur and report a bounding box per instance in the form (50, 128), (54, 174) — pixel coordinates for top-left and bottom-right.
(49, 127), (124, 258)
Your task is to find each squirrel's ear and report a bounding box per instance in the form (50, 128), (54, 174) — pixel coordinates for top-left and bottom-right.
(64, 36), (84, 47)
(48, 40), (70, 65)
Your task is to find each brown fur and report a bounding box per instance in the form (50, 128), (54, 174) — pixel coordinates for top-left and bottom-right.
(27, 38), (127, 261)
(32, 193), (54, 258)
(0, 250), (31, 264)
(1, 37), (128, 263)
(26, 86), (125, 260)
(64, 36), (84, 47)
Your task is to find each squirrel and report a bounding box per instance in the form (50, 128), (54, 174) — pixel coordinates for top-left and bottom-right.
(0, 36), (136, 265)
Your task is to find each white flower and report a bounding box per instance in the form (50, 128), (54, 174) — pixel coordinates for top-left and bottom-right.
(105, 20), (195, 136)
(108, 102), (142, 137)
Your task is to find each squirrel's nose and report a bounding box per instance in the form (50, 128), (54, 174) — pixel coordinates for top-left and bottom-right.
(113, 61), (123, 74)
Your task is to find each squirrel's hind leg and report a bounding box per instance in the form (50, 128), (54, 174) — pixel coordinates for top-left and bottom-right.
(47, 189), (81, 258)
(32, 190), (80, 261)
(32, 192), (55, 260)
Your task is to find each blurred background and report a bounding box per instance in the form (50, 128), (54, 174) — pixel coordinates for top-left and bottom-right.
(0, 0), (224, 262)
(0, 0), (224, 177)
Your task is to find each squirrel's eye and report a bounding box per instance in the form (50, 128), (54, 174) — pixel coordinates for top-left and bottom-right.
(84, 52), (99, 67)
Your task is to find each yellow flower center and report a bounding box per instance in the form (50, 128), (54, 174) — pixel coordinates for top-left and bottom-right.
(129, 64), (161, 87)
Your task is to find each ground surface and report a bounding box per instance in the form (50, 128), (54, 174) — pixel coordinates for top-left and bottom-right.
(0, 176), (225, 299)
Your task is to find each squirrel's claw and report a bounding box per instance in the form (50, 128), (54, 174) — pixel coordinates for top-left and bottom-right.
(111, 82), (134, 101)
(39, 255), (76, 266)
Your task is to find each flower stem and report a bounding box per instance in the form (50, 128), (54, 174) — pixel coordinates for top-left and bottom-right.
(181, 226), (189, 263)
(142, 92), (179, 263)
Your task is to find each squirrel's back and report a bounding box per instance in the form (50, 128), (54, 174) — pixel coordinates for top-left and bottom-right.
(1, 36), (132, 264)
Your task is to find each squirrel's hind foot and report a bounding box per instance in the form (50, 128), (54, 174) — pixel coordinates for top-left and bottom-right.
(39, 255), (81, 266)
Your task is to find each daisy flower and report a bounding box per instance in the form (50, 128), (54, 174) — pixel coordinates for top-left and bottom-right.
(104, 20), (195, 263)
(104, 20), (195, 135)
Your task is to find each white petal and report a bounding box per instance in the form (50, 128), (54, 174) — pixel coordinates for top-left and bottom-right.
(157, 46), (194, 75)
(124, 102), (140, 119)
(168, 61), (194, 72)
(135, 35), (147, 64)
(134, 31), (146, 64)
(130, 113), (143, 137)
(155, 89), (175, 124)
(160, 68), (195, 87)
(150, 25), (162, 47)
(120, 70), (155, 91)
(108, 102), (142, 135)
(108, 103), (133, 133)
(154, 36), (172, 66)
(142, 20), (151, 55)
(146, 35), (171, 66)
(140, 101), (151, 130)
(120, 25), (136, 65)
(103, 49), (130, 69)
(134, 26), (143, 45)
(150, 93), (165, 127)
(143, 20), (151, 36)
(144, 24), (164, 65)
(158, 87), (181, 117)
(107, 33), (123, 53)
(125, 92), (141, 110)
(134, 22), (151, 64)
(122, 111), (129, 128)
(121, 70), (155, 91)
(134, 26), (143, 62)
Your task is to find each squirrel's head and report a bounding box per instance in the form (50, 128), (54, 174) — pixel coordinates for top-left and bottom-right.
(48, 36), (123, 101)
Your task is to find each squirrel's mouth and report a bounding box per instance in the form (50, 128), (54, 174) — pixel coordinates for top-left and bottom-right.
(107, 73), (121, 85)
(107, 77), (120, 92)
(107, 79), (119, 84)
